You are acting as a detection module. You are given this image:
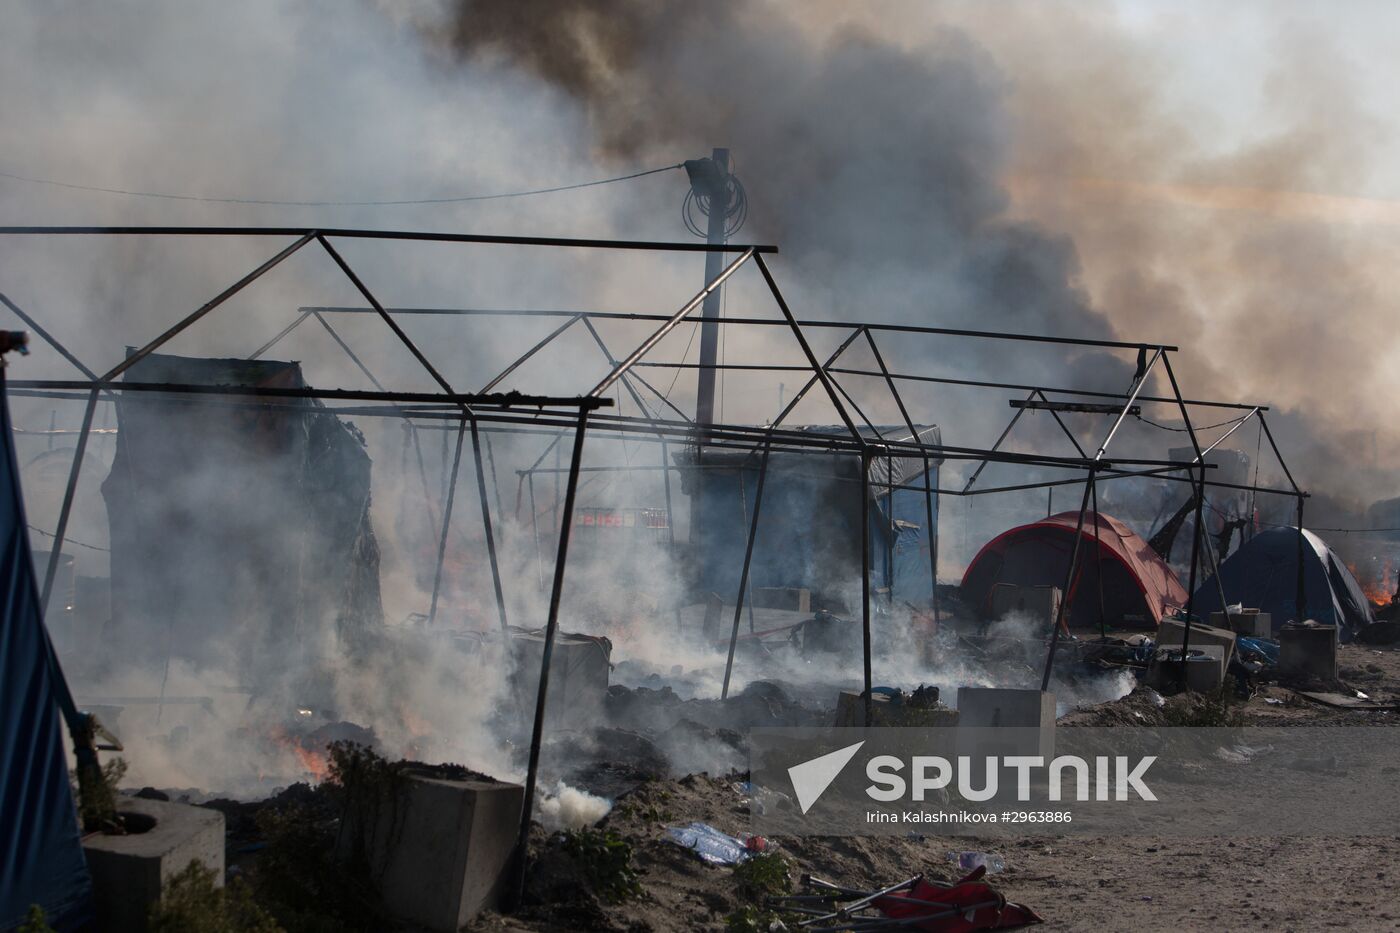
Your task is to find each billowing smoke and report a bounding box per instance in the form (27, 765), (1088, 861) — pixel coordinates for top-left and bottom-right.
(5, 1), (1391, 806)
(426, 0), (1129, 386)
(421, 0), (1399, 520)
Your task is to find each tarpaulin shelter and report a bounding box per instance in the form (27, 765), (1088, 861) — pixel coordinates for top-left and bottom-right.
(961, 510), (1188, 630)
(0, 368), (92, 930)
(101, 353), (383, 678)
(1191, 526), (1373, 641)
(681, 425), (942, 611)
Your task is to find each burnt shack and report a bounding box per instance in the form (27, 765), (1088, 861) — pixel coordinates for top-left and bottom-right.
(101, 353), (382, 676)
(681, 425), (942, 612)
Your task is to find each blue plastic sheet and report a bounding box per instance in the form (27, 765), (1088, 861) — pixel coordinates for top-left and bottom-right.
(0, 371), (92, 931)
(1236, 636), (1280, 665)
(664, 822), (753, 864)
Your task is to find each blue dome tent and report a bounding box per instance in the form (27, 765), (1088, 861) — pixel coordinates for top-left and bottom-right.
(1191, 526), (1373, 642)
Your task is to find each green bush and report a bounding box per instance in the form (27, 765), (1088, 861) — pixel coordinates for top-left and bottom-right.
(149, 861), (282, 933)
(732, 852), (791, 901)
(245, 742), (398, 933)
(17, 905), (55, 933)
(72, 756), (127, 832)
(559, 828), (644, 904)
(725, 904), (783, 932)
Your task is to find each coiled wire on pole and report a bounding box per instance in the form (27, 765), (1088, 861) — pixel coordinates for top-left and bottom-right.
(683, 173), (748, 238)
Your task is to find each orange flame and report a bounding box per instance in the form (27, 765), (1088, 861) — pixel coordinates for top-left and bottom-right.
(267, 725), (330, 783)
(1350, 557), (1396, 606)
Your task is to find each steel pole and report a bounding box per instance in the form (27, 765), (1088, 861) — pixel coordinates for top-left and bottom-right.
(1176, 462), (1209, 685)
(1296, 495), (1308, 621)
(513, 408), (590, 906)
(721, 441), (771, 700)
(39, 388), (98, 616)
(426, 415), (467, 626)
(862, 450), (874, 726)
(1040, 470), (1095, 691)
(472, 420), (510, 636)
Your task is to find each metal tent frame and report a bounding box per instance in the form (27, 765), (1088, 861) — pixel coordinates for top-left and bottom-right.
(0, 226), (1309, 903)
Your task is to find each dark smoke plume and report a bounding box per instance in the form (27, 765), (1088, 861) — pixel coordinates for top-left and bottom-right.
(428, 0), (1135, 409)
(422, 1), (1400, 524)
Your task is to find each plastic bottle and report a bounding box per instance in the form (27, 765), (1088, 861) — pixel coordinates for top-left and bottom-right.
(951, 851), (1005, 873)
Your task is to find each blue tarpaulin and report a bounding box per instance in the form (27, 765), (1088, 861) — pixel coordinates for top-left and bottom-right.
(0, 369), (92, 931)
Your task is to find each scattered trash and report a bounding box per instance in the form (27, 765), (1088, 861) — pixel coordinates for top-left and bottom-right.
(1142, 687), (1166, 709)
(1265, 697), (1284, 705)
(1237, 636), (1280, 665)
(664, 822), (753, 865)
(906, 831), (928, 842)
(1215, 744), (1270, 764)
(768, 871), (1041, 930)
(732, 780), (795, 816)
(950, 851), (1006, 874)
(1294, 690), (1399, 711)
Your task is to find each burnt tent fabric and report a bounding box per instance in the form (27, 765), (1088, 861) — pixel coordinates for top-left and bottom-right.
(961, 510), (1188, 629)
(0, 373), (92, 930)
(1191, 526), (1373, 641)
(101, 353), (382, 674)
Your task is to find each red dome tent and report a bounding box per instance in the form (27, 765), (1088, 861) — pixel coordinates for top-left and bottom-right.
(960, 511), (1188, 630)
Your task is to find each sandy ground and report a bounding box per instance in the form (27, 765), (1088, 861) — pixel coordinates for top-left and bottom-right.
(470, 644), (1400, 932)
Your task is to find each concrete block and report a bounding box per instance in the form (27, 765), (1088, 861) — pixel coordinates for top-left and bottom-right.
(955, 687), (1055, 759)
(82, 797), (225, 933)
(987, 584), (1060, 629)
(1156, 618), (1236, 668)
(753, 587), (810, 613)
(1147, 645), (1226, 693)
(1210, 610), (1273, 639)
(512, 630), (611, 730)
(834, 690), (959, 727)
(1279, 623), (1338, 681)
(364, 774), (525, 932)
